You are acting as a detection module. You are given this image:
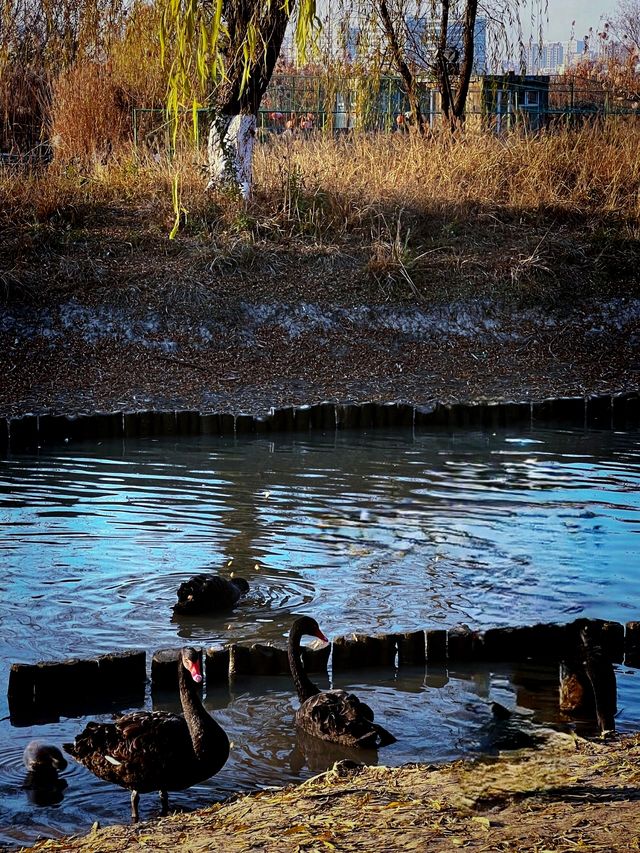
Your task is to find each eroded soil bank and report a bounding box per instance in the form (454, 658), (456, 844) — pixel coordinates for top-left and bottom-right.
(18, 733), (640, 852)
(2, 296), (639, 419)
(2, 190), (640, 419)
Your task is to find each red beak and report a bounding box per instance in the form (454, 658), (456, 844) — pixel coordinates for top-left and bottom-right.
(315, 627), (329, 643)
(187, 660), (203, 683)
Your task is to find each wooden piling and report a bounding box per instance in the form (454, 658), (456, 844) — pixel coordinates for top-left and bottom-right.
(152, 648), (202, 691)
(301, 643), (331, 673)
(96, 650), (146, 695)
(227, 643), (290, 678)
(397, 631), (426, 666)
(425, 629), (447, 663)
(206, 645), (231, 684)
(332, 634), (392, 669)
(447, 625), (483, 661)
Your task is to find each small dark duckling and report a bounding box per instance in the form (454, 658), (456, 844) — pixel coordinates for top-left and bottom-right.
(173, 573), (249, 616)
(23, 741), (68, 806)
(24, 741), (68, 777)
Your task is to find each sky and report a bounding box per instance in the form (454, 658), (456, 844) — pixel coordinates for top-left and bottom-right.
(537, 0), (617, 42)
(314, 2), (622, 48)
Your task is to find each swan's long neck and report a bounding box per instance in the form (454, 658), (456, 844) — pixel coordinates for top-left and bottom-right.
(288, 626), (321, 703)
(178, 662), (228, 760)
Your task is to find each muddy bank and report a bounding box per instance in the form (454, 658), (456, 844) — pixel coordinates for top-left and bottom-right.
(18, 733), (640, 852)
(1, 297), (639, 419)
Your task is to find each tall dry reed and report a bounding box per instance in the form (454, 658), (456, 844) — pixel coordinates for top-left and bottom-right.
(0, 0), (164, 158)
(2, 122), (640, 237)
(49, 62), (130, 165)
(253, 122), (640, 229)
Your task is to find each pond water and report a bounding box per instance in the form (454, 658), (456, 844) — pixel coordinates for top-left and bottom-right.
(1, 426), (639, 847)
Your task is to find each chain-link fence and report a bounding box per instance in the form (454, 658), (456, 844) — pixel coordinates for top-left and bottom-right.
(129, 74), (640, 155)
(4, 70), (640, 162)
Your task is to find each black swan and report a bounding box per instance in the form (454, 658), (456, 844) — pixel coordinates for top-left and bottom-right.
(173, 574), (249, 615)
(560, 619), (617, 735)
(64, 647), (229, 821)
(288, 616), (396, 749)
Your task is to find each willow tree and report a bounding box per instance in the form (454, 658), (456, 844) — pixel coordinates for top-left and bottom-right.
(161, 0), (318, 204)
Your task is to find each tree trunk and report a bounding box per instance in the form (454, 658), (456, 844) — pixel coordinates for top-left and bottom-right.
(436, 0), (452, 124)
(435, 0), (477, 131)
(207, 114), (256, 199)
(452, 0), (478, 123)
(378, 0), (425, 133)
(207, 0), (292, 198)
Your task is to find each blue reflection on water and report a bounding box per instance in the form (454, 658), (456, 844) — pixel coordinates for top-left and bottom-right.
(0, 426), (639, 845)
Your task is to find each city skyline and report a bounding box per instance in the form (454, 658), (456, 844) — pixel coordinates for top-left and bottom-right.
(298, 3), (625, 69)
(312, 2), (620, 46)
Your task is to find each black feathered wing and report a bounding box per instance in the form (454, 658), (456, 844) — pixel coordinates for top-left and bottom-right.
(174, 574), (244, 614)
(295, 689), (396, 749)
(65, 711), (197, 793)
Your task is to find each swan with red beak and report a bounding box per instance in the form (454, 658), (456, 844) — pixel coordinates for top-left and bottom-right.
(288, 616), (396, 749)
(65, 647), (228, 821)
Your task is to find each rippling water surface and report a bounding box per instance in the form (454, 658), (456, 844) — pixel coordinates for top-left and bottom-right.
(1, 427), (639, 846)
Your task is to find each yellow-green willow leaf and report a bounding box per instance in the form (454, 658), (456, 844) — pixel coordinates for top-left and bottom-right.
(192, 99), (200, 138)
(161, 0), (319, 236)
(169, 174), (180, 239)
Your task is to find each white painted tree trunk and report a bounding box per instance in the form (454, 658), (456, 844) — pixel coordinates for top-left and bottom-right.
(206, 114), (256, 200)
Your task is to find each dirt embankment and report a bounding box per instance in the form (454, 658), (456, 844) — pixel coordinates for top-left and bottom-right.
(2, 195), (640, 418)
(2, 287), (639, 419)
(20, 733), (640, 853)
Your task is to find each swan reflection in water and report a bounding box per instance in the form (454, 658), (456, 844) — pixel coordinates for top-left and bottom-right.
(23, 741), (68, 807)
(289, 728), (378, 775)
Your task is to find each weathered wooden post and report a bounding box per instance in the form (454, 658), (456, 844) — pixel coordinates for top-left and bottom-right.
(152, 648), (202, 691)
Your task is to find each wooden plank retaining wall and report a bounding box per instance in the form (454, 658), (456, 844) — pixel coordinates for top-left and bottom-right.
(2, 392), (639, 451)
(7, 618), (640, 725)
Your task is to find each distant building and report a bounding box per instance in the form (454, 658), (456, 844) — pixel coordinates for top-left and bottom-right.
(527, 41), (564, 74)
(564, 38), (587, 66)
(597, 38), (629, 62)
(283, 11), (487, 73)
(405, 15), (488, 74)
(525, 37), (596, 74)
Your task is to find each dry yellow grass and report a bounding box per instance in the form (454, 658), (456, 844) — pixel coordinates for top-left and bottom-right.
(2, 123), (639, 304)
(254, 122), (640, 224)
(3, 122), (638, 228)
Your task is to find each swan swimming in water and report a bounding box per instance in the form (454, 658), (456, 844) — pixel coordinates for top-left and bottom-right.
(173, 573), (249, 615)
(288, 616), (396, 749)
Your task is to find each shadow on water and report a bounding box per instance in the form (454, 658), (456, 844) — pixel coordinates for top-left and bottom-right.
(288, 729), (380, 774)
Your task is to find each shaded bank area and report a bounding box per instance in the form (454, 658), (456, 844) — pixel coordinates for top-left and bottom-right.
(2, 137), (640, 420)
(17, 733), (640, 852)
(1, 296), (639, 419)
